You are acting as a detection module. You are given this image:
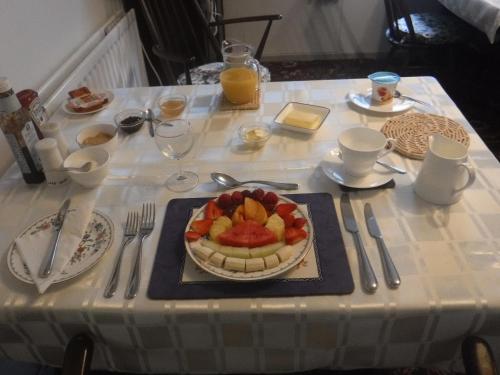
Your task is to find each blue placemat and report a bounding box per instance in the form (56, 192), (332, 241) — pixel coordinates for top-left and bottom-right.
(147, 193), (354, 300)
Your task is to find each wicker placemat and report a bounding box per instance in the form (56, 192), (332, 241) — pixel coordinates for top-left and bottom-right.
(218, 89), (260, 111)
(381, 113), (470, 159)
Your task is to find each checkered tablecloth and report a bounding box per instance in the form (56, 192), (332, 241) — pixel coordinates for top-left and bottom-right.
(0, 77), (499, 373)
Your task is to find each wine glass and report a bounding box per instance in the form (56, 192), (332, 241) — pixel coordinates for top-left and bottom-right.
(154, 119), (198, 192)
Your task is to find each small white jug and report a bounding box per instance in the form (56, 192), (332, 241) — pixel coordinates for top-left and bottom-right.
(414, 134), (475, 205)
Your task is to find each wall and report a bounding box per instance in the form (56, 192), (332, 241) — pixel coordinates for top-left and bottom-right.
(223, 0), (441, 61)
(0, 0), (123, 174)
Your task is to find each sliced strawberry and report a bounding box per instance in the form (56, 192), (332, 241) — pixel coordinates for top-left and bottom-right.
(284, 227), (307, 245)
(191, 219), (213, 236)
(293, 217), (307, 229)
(282, 213), (295, 228)
(185, 231), (201, 242)
(205, 200), (223, 220)
(275, 203), (297, 218)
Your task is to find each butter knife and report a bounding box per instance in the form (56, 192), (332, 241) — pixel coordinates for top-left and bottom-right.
(39, 198), (71, 278)
(146, 108), (155, 137)
(364, 203), (401, 289)
(340, 193), (378, 293)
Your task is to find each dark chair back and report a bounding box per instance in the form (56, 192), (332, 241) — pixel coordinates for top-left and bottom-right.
(384, 0), (416, 44)
(139, 0), (281, 85)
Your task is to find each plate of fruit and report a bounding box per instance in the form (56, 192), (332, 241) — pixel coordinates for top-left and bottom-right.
(184, 189), (313, 281)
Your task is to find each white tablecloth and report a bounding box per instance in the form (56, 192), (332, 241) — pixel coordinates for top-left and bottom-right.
(437, 0), (500, 43)
(0, 78), (499, 373)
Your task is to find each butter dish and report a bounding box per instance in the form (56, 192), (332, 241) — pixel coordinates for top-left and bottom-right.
(274, 102), (330, 134)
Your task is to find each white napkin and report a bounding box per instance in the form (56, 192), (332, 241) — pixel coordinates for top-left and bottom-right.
(15, 189), (98, 293)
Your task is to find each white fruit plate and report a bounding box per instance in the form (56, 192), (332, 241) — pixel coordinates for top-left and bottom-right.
(184, 194), (314, 282)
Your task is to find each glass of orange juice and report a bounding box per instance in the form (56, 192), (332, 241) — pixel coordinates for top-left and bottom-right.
(157, 94), (187, 119)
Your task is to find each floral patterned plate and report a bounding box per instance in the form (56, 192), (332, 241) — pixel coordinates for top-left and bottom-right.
(7, 210), (114, 284)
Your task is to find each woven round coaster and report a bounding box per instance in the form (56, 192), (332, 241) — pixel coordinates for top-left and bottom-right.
(381, 113), (470, 159)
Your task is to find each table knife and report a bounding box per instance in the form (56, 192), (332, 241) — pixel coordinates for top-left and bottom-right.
(39, 198), (71, 278)
(364, 203), (401, 289)
(340, 193), (378, 293)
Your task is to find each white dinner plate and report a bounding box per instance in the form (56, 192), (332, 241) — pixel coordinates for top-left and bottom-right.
(7, 210), (114, 284)
(348, 89), (413, 114)
(62, 91), (114, 115)
(320, 148), (394, 188)
(184, 194), (313, 282)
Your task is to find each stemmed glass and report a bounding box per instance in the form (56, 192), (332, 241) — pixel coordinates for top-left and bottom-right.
(154, 119), (198, 192)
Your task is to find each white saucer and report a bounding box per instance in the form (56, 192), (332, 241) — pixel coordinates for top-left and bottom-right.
(320, 149), (394, 188)
(348, 89), (413, 114)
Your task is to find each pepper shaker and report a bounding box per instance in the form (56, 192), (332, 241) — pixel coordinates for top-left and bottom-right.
(34, 138), (68, 186)
(40, 121), (69, 158)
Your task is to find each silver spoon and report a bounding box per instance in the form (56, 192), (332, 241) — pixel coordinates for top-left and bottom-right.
(60, 161), (93, 172)
(333, 149), (406, 174)
(394, 90), (431, 107)
(211, 172), (298, 190)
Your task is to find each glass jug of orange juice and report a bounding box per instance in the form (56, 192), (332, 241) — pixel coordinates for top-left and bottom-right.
(220, 42), (260, 105)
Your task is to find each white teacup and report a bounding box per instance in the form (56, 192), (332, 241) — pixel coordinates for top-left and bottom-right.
(338, 127), (396, 177)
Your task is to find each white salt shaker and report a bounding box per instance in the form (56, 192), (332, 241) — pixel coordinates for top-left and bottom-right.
(34, 138), (68, 186)
(40, 121), (69, 158)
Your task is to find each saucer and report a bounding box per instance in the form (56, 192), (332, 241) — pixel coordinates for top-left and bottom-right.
(348, 89), (413, 114)
(320, 149), (394, 188)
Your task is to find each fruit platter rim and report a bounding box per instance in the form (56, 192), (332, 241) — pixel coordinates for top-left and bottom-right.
(184, 193), (314, 282)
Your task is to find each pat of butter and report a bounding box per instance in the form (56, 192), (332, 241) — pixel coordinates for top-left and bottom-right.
(283, 110), (320, 129)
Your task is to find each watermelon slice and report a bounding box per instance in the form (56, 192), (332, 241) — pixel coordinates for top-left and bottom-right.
(218, 220), (277, 248)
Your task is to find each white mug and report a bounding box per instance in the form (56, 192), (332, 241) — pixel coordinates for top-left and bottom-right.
(338, 127), (396, 177)
(414, 134), (475, 205)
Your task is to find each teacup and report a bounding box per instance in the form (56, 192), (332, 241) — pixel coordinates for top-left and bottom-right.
(338, 127), (396, 177)
(368, 72), (400, 103)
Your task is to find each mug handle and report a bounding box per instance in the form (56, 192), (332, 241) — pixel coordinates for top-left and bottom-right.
(455, 163), (476, 193)
(377, 138), (397, 159)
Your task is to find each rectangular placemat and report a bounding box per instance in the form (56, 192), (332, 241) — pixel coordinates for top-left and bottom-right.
(147, 193), (354, 300)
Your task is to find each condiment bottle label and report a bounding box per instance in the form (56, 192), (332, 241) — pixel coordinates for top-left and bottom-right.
(21, 121), (43, 169)
(4, 133), (30, 173)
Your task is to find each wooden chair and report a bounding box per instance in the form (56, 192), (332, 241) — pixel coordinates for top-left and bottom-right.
(139, 0), (282, 85)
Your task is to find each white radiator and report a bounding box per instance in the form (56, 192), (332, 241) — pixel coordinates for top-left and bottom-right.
(42, 9), (148, 116)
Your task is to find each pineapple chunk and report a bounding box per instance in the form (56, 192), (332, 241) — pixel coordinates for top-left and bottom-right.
(209, 215), (232, 242)
(265, 213), (285, 241)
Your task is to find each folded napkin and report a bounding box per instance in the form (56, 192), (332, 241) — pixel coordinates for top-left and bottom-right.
(15, 189), (98, 293)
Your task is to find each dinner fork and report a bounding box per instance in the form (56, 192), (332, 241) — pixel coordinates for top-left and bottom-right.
(125, 202), (155, 299)
(104, 211), (139, 298)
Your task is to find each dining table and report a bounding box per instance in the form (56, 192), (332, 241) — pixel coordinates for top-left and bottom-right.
(437, 0), (500, 43)
(0, 76), (499, 374)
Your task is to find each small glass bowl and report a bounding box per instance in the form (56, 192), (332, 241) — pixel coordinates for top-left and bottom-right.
(157, 94), (187, 119)
(238, 123), (271, 148)
(114, 109), (146, 134)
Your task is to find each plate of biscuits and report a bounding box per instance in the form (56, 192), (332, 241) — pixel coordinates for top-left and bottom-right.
(62, 86), (114, 115)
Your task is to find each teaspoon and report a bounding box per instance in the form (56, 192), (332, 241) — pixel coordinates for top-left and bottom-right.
(394, 90), (431, 107)
(60, 161), (93, 172)
(211, 172), (298, 190)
